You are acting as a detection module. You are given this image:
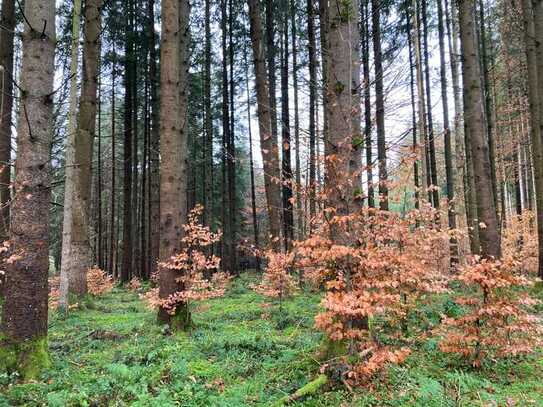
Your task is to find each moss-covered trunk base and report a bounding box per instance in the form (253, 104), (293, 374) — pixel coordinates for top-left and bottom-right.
(158, 302), (193, 331)
(0, 335), (51, 380)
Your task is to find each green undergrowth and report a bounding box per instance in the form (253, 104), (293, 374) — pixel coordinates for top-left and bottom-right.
(1, 273), (543, 406)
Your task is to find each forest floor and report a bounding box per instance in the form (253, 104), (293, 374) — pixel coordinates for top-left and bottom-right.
(1, 273), (543, 406)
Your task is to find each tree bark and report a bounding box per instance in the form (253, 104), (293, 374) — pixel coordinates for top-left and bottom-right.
(60, 0), (102, 308)
(324, 0), (361, 218)
(523, 0), (543, 278)
(281, 4), (294, 251)
(122, 0), (135, 282)
(248, 0), (283, 250)
(372, 0), (388, 211)
(412, 0), (429, 203)
(457, 0), (501, 258)
(0, 0), (15, 242)
(422, 0), (439, 208)
(147, 0), (160, 277)
(203, 0), (213, 228)
(157, 0), (190, 328)
(445, 0), (467, 229)
(291, 0), (303, 238)
(244, 44), (260, 269)
(0, 0), (56, 379)
(361, 0), (374, 208)
(307, 0), (317, 223)
(437, 0), (458, 263)
(109, 54), (117, 276)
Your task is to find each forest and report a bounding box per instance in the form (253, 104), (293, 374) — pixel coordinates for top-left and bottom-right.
(1, 0), (543, 404)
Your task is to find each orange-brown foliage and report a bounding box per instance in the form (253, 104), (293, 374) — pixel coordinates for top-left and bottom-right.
(141, 205), (231, 314)
(293, 204), (449, 384)
(252, 250), (297, 301)
(438, 257), (542, 367)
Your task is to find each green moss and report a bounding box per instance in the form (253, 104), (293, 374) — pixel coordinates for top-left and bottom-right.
(315, 337), (348, 361)
(171, 303), (192, 331)
(0, 335), (50, 380)
(273, 374), (328, 406)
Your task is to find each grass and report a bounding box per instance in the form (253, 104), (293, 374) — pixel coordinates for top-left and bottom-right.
(1, 273), (543, 406)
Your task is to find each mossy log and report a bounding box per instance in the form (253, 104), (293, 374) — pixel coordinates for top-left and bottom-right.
(273, 374), (328, 406)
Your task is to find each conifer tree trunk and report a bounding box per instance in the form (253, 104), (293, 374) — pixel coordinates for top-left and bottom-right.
(97, 80), (103, 269)
(109, 59), (117, 275)
(478, 0), (498, 212)
(445, 0), (467, 227)
(371, 0), (388, 211)
(122, 0), (135, 282)
(412, 0), (429, 202)
(158, 0), (190, 328)
(147, 0), (160, 276)
(361, 0), (374, 208)
(437, 0), (458, 263)
(228, 0), (237, 272)
(0, 0), (56, 379)
(266, 0), (279, 163)
(281, 4), (294, 251)
(0, 0), (15, 242)
(248, 0), (283, 250)
(60, 0), (103, 308)
(457, 0), (501, 258)
(407, 5), (420, 208)
(244, 45), (260, 269)
(203, 0), (213, 228)
(221, 0), (232, 270)
(324, 0), (360, 218)
(422, 0), (439, 208)
(291, 0), (303, 238)
(59, 0), (83, 309)
(307, 0), (317, 222)
(522, 0), (543, 278)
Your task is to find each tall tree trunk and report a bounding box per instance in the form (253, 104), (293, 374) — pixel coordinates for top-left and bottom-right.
(291, 0), (303, 238)
(141, 71), (149, 280)
(248, 0), (282, 250)
(477, 0), (498, 213)
(97, 78), (103, 269)
(437, 0), (458, 263)
(157, 0), (190, 328)
(203, 0), (213, 228)
(122, 0), (134, 282)
(221, 0), (232, 270)
(228, 0), (237, 272)
(0, 0), (15, 242)
(324, 0), (360, 218)
(362, 0), (374, 208)
(244, 44), (260, 269)
(307, 0), (317, 223)
(457, 0), (501, 258)
(521, 0), (543, 277)
(59, 0), (83, 308)
(407, 3), (420, 209)
(445, 0), (467, 229)
(372, 0), (388, 211)
(109, 56), (117, 275)
(60, 0), (102, 308)
(266, 0), (279, 167)
(422, 0), (439, 208)
(281, 4), (294, 251)
(147, 0), (160, 277)
(412, 0), (429, 204)
(0, 0), (56, 378)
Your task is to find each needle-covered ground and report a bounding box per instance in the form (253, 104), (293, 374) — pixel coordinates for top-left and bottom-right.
(1, 273), (543, 406)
